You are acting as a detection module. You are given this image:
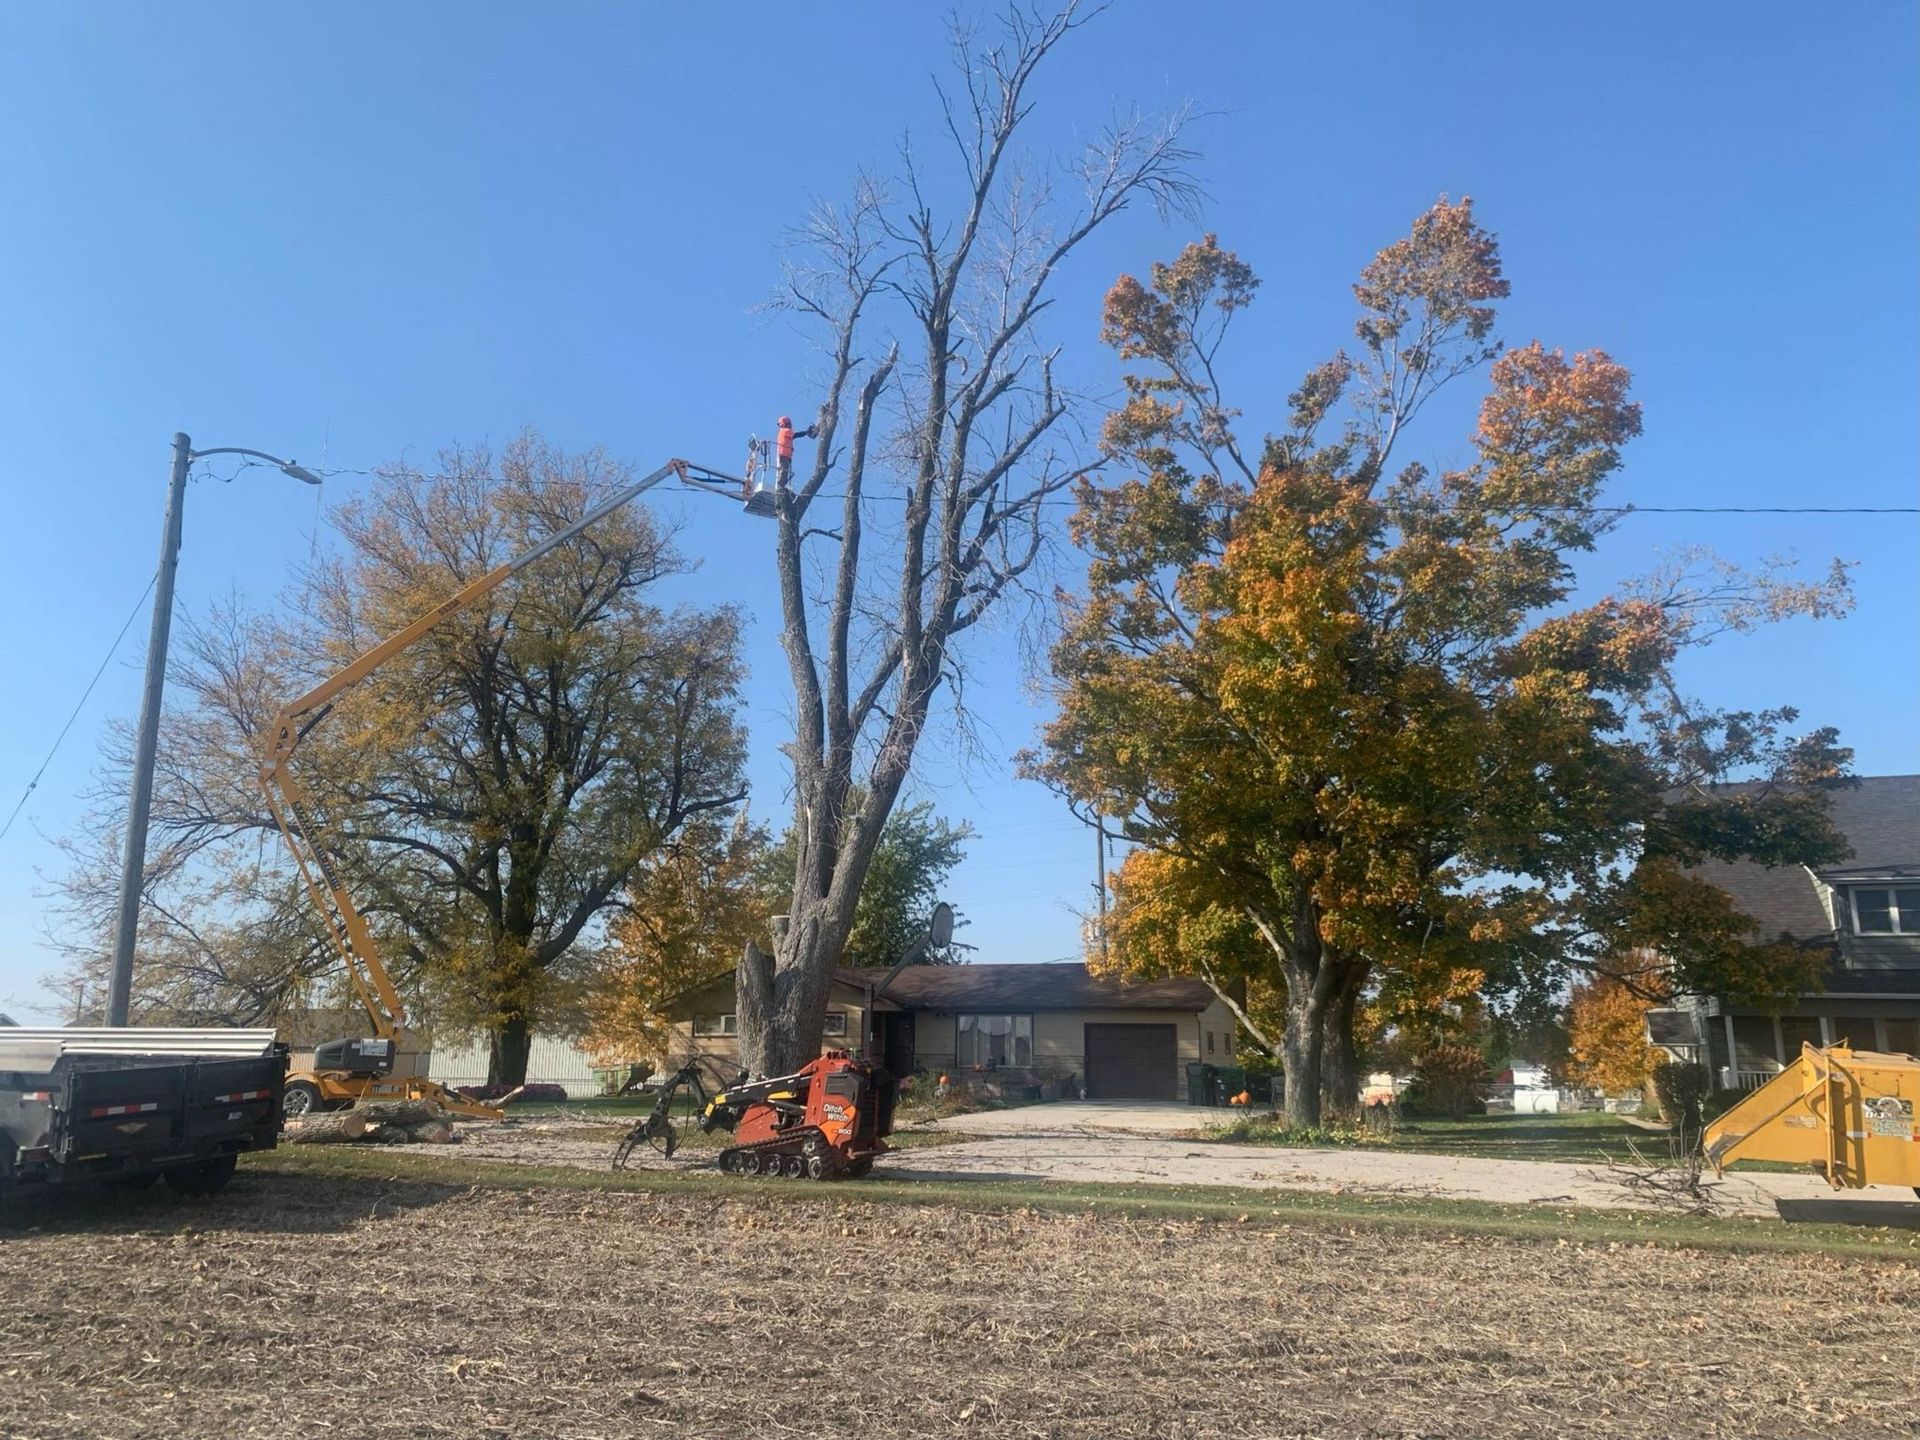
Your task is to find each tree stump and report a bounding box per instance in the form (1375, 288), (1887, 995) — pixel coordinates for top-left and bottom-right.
(285, 1111), (370, 1144)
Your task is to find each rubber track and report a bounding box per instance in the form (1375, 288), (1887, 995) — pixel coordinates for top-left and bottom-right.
(718, 1127), (839, 1179)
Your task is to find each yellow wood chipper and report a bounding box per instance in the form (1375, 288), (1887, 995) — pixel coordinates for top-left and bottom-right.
(1705, 1043), (1920, 1194)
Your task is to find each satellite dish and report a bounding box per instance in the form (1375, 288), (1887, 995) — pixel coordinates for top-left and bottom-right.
(928, 901), (955, 950)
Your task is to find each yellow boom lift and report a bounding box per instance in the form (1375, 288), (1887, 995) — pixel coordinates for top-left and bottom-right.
(1705, 1043), (1920, 1194)
(265, 457), (761, 1118)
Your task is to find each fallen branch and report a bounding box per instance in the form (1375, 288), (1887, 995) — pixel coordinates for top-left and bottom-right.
(1591, 1138), (1724, 1216)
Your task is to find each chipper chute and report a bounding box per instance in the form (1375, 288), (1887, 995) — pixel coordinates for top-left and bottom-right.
(1704, 1043), (1920, 1193)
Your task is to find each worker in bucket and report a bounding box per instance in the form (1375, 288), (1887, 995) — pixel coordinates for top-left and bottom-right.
(775, 414), (817, 489)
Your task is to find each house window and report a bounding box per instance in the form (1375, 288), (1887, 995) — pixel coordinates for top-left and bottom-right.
(1780, 1016), (1823, 1058)
(1832, 1016), (1879, 1050)
(1206, 1030), (1215, 1054)
(957, 1014), (1033, 1068)
(1885, 1019), (1920, 1057)
(1850, 886), (1920, 935)
(691, 1014), (738, 1037)
(822, 1010), (848, 1037)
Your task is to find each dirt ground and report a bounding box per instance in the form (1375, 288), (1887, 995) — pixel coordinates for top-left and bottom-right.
(2, 1169), (1915, 1440)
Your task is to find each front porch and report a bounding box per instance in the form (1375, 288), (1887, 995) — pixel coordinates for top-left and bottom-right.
(1707, 1005), (1920, 1090)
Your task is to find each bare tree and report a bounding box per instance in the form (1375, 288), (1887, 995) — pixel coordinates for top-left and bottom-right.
(737, 2), (1199, 1074)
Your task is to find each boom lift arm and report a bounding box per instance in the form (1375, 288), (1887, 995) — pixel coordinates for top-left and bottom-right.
(260, 459), (754, 1117)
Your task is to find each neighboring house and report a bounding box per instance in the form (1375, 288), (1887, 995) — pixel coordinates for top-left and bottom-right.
(1494, 1062), (1561, 1114)
(662, 962), (1237, 1102)
(1675, 774), (1920, 1089)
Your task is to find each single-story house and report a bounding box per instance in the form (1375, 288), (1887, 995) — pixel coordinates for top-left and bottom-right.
(1671, 774), (1920, 1088)
(663, 962), (1237, 1102)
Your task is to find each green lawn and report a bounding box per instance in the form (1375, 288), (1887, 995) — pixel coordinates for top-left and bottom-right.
(245, 1144), (1920, 1261)
(1205, 1108), (1811, 1174)
(1383, 1111), (1668, 1164)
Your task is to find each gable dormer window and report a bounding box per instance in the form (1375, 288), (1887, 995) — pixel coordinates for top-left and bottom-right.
(1851, 886), (1920, 935)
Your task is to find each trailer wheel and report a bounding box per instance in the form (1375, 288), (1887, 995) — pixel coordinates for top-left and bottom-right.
(282, 1081), (323, 1117)
(163, 1154), (238, 1197)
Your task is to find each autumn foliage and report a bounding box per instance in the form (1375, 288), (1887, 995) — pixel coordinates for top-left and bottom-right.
(1026, 198), (1852, 1127)
(1565, 975), (1660, 1095)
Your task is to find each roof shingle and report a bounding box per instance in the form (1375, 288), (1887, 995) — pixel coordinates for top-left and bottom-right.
(837, 962), (1216, 1012)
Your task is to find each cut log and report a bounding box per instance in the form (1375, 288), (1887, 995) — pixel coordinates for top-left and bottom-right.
(285, 1112), (370, 1144)
(351, 1098), (446, 1128)
(400, 1118), (457, 1145)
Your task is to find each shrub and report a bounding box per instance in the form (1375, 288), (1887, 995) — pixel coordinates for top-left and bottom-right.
(1207, 1116), (1390, 1148)
(1405, 1043), (1489, 1118)
(1651, 1059), (1711, 1151)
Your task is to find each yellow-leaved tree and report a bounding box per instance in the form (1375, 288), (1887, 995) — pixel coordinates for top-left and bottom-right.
(1025, 202), (1854, 1126)
(1565, 975), (1660, 1096)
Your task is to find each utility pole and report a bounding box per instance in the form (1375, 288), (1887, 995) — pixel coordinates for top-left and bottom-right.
(104, 434), (322, 1026)
(106, 433), (192, 1027)
(1093, 813), (1109, 964)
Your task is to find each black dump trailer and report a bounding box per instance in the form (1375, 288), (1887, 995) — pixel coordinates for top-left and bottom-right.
(0, 1028), (286, 1196)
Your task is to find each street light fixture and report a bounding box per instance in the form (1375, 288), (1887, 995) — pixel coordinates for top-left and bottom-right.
(105, 432), (322, 1026)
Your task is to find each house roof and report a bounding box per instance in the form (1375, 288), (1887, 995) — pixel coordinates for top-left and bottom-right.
(840, 962), (1216, 1012)
(1686, 775), (1920, 944)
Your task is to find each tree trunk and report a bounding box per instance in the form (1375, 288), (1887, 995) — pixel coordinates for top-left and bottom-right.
(1318, 961), (1367, 1123)
(489, 1016), (533, 1089)
(735, 939), (778, 1076)
(1281, 982), (1326, 1129)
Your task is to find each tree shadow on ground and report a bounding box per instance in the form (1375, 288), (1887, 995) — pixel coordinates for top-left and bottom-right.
(0, 1169), (466, 1238)
(1774, 1196), (1920, 1229)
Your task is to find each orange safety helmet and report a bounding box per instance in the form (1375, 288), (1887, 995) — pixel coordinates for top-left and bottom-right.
(778, 415), (792, 428)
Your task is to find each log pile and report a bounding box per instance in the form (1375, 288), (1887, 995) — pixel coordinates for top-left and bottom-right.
(283, 1097), (460, 1146)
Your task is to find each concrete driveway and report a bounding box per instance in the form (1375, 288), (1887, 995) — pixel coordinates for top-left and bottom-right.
(886, 1102), (1920, 1221)
(921, 1100), (1216, 1136)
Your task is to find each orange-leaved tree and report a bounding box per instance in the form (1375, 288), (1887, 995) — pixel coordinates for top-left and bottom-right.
(1564, 974), (1660, 1096)
(582, 815), (770, 1067)
(1026, 201), (1853, 1126)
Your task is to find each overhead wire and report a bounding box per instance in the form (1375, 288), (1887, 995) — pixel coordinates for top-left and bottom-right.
(0, 572), (158, 844)
(213, 457), (1918, 517)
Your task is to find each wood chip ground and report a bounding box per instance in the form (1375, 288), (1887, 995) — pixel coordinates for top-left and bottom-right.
(0, 1171), (1912, 1439)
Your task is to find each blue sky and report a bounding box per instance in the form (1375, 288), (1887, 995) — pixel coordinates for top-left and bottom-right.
(0, 3), (1914, 1020)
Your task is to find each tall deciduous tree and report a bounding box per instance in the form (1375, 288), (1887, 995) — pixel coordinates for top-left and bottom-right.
(738, 2), (1198, 1074)
(1027, 203), (1852, 1125)
(53, 434), (749, 1087)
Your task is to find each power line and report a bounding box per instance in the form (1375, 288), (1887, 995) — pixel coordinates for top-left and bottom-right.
(211, 457), (1918, 517)
(0, 573), (158, 844)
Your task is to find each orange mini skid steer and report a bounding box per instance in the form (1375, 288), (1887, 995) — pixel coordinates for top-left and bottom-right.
(706, 1051), (896, 1180)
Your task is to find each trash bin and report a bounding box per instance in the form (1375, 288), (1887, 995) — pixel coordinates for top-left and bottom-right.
(1215, 1065), (1247, 1101)
(1185, 1062), (1205, 1105)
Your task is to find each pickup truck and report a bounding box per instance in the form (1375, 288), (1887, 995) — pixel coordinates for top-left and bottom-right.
(0, 1028), (286, 1196)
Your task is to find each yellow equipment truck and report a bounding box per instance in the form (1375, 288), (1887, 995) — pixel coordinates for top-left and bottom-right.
(1705, 1043), (1920, 1193)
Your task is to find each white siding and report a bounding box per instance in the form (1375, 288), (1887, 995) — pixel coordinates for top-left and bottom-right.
(427, 1034), (603, 1098)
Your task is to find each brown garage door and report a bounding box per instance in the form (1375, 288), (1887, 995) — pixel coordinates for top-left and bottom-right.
(1084, 1023), (1178, 1101)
